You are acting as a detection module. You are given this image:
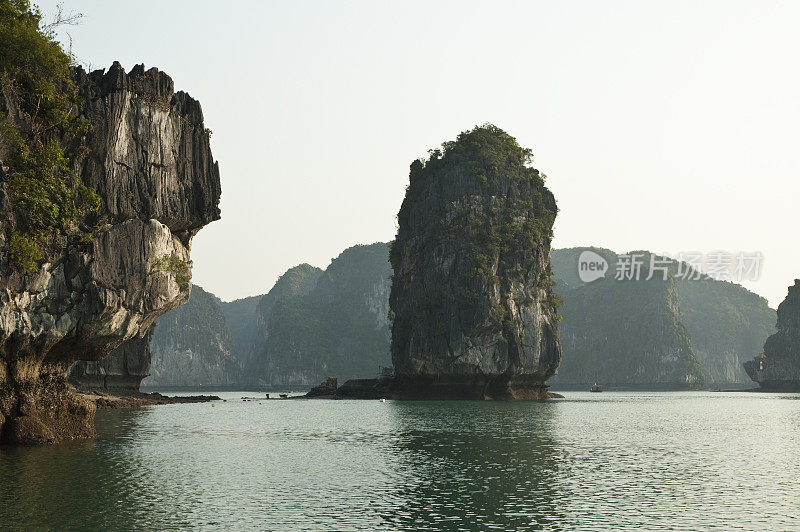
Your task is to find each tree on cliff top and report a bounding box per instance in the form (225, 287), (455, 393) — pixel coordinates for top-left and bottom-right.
(391, 123), (555, 272)
(0, 0), (98, 273)
(1, 1), (78, 126)
(405, 123), (543, 190)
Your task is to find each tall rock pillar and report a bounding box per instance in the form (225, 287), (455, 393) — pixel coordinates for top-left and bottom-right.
(389, 125), (561, 399)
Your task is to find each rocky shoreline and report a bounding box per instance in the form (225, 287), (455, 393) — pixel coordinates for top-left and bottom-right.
(80, 390), (221, 410)
(0, 389), (220, 445)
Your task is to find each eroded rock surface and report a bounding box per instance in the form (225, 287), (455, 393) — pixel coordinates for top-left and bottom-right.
(745, 279), (800, 390)
(389, 125), (561, 399)
(554, 267), (705, 390)
(68, 326), (153, 393)
(0, 63), (220, 444)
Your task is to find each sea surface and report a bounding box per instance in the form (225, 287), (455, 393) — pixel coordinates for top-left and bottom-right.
(1, 391), (799, 531)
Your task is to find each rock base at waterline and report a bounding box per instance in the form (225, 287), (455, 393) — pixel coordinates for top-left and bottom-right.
(391, 374), (559, 400)
(0, 375), (96, 445)
(301, 376), (562, 400)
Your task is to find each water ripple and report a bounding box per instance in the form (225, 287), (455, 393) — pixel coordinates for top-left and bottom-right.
(1, 392), (798, 530)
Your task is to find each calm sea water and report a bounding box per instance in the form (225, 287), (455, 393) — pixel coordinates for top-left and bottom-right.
(1, 391), (798, 530)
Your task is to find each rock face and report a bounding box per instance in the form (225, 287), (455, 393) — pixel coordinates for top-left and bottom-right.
(92, 245), (390, 390)
(677, 277), (775, 384)
(145, 286), (241, 387)
(551, 248), (775, 388)
(389, 125), (561, 399)
(68, 327), (153, 393)
(248, 243), (392, 386)
(219, 294), (262, 374)
(0, 63), (220, 443)
(744, 280), (800, 390)
(90, 242), (773, 396)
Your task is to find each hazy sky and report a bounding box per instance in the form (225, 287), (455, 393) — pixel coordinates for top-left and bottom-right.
(43, 0), (799, 306)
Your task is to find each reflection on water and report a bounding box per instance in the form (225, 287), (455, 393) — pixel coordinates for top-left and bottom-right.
(385, 401), (566, 529)
(1, 392), (799, 530)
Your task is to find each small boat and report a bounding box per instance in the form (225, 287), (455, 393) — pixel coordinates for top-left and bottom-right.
(590, 383), (603, 392)
(279, 393), (289, 398)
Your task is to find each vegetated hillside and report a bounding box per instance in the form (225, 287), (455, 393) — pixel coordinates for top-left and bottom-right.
(219, 294), (262, 376)
(550, 246), (617, 291)
(553, 273), (704, 389)
(140, 245), (774, 390)
(245, 263), (323, 383)
(550, 247), (776, 387)
(677, 279), (775, 383)
(145, 286), (241, 387)
(247, 243), (392, 386)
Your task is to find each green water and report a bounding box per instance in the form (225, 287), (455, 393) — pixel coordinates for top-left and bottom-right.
(1, 391), (798, 530)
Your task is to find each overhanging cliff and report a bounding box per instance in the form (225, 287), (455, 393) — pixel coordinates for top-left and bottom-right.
(68, 326), (154, 393)
(0, 62), (220, 444)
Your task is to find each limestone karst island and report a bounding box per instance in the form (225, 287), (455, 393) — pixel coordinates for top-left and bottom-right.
(1, 1), (799, 530)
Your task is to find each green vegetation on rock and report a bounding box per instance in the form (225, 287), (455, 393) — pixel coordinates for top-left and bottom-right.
(117, 244), (776, 391)
(145, 286), (242, 387)
(743, 280), (800, 388)
(7, 229), (40, 272)
(153, 253), (192, 289)
(0, 0), (99, 272)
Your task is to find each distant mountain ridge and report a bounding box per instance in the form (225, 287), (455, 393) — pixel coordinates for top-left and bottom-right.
(550, 247), (776, 387)
(72, 244), (775, 390)
(246, 243), (392, 386)
(145, 286), (242, 387)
